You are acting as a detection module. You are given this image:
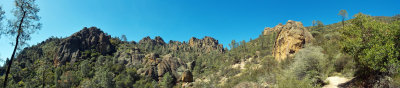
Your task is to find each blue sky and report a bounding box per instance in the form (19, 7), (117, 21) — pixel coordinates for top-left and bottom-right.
(0, 0), (399, 64)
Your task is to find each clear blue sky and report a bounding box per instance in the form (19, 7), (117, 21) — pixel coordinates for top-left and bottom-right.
(0, 0), (399, 64)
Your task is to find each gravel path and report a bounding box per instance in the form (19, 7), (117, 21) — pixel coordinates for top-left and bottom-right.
(322, 76), (351, 88)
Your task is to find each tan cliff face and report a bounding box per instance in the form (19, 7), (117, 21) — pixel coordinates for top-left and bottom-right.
(263, 20), (313, 62)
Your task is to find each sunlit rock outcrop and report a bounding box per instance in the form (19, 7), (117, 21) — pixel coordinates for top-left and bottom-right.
(263, 20), (313, 62)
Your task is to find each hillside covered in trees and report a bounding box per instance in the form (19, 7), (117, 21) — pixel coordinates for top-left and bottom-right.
(0, 13), (399, 88)
(1, 0), (400, 88)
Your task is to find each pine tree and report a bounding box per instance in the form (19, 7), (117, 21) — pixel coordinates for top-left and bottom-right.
(1, 0), (42, 87)
(338, 10), (348, 28)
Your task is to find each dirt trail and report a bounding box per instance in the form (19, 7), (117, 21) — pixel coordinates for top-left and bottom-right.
(322, 76), (351, 88)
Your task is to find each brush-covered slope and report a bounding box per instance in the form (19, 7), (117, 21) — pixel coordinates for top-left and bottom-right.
(0, 27), (225, 88)
(0, 14), (399, 88)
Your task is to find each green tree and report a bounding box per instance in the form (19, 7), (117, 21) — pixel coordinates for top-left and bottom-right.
(161, 72), (174, 88)
(241, 40), (246, 51)
(340, 13), (400, 76)
(121, 34), (127, 42)
(35, 59), (51, 88)
(229, 40), (239, 49)
(54, 67), (62, 87)
(93, 67), (114, 88)
(259, 35), (264, 49)
(80, 60), (92, 78)
(317, 20), (324, 28)
(315, 20), (324, 30)
(229, 40), (236, 49)
(291, 46), (331, 85)
(338, 9), (348, 28)
(395, 14), (400, 21)
(312, 20), (317, 27)
(115, 68), (139, 88)
(1, 0), (41, 87)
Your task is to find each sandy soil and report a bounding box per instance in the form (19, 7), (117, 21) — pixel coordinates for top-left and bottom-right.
(323, 76), (351, 88)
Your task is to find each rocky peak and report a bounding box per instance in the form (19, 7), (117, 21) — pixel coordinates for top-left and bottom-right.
(169, 40), (182, 45)
(139, 36), (166, 45)
(139, 36), (152, 43)
(55, 27), (115, 66)
(263, 23), (283, 35)
(188, 37), (199, 46)
(154, 36), (166, 44)
(188, 36), (224, 53)
(263, 20), (305, 35)
(264, 20), (314, 62)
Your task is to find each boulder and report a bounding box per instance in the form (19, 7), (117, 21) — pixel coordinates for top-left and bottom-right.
(180, 71), (194, 82)
(264, 20), (313, 62)
(157, 54), (184, 80)
(137, 54), (187, 81)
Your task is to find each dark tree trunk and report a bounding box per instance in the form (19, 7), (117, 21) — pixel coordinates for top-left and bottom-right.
(42, 68), (45, 88)
(3, 11), (26, 87)
(342, 18), (345, 28)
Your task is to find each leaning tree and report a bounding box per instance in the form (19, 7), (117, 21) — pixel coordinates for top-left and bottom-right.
(0, 0), (41, 87)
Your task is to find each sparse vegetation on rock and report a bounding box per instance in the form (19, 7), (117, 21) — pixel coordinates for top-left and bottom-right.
(0, 10), (399, 88)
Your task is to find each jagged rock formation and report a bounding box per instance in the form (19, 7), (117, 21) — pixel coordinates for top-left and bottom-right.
(263, 23), (283, 35)
(55, 27), (115, 66)
(167, 40), (190, 52)
(166, 36), (225, 53)
(157, 54), (185, 80)
(136, 53), (187, 81)
(104, 35), (224, 83)
(114, 36), (224, 82)
(114, 46), (144, 66)
(263, 20), (313, 62)
(139, 36), (166, 45)
(188, 36), (225, 53)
